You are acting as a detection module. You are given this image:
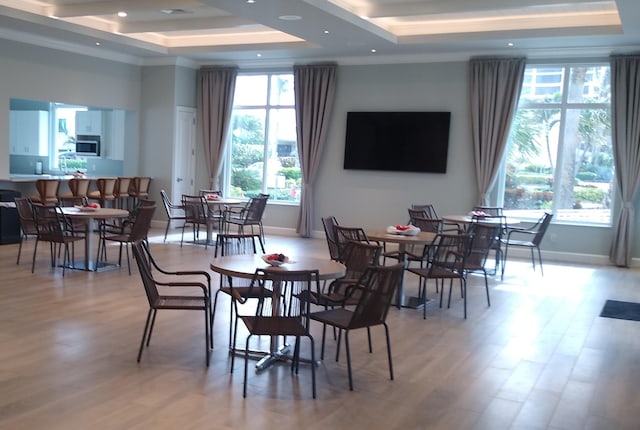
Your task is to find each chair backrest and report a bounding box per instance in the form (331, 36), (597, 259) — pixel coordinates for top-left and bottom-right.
(410, 204), (439, 220)
(131, 177), (151, 195)
(466, 223), (500, 269)
(131, 241), (160, 307)
(334, 225), (370, 261)
(215, 232), (258, 257)
(410, 216), (441, 233)
(115, 177), (132, 195)
(430, 233), (473, 274)
(532, 212), (553, 246)
(15, 197), (37, 234)
(182, 194), (207, 222)
(127, 205), (156, 241)
(199, 189), (221, 197)
(35, 179), (60, 204)
(242, 194), (269, 223)
(341, 240), (382, 281)
(347, 263), (404, 329)
(68, 178), (91, 197)
(96, 178), (117, 198)
(32, 205), (70, 239)
(321, 216), (341, 261)
(246, 268), (319, 329)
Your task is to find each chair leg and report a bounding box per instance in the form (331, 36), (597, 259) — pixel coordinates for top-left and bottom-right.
(146, 309), (158, 347)
(384, 322), (394, 381)
(31, 239), (39, 273)
(309, 335), (317, 398)
(537, 246), (544, 276)
(164, 221), (170, 242)
(501, 244), (510, 280)
(345, 331), (353, 391)
(204, 304), (211, 367)
(137, 308), (153, 362)
(16, 236), (24, 264)
(243, 334), (252, 398)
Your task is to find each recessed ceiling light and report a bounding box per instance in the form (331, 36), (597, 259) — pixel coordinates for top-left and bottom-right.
(117, 11), (127, 18)
(370, 49), (377, 53)
(95, 42), (101, 46)
(247, 0), (255, 3)
(278, 15), (301, 21)
(257, 53), (262, 57)
(323, 30), (329, 34)
(508, 42), (514, 47)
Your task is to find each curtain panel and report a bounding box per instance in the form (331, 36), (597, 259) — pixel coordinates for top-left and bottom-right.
(197, 67), (238, 190)
(469, 57), (526, 205)
(293, 63), (337, 237)
(609, 55), (640, 267)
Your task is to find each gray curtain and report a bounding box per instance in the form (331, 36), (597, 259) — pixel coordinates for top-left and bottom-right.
(469, 57), (526, 205)
(294, 63), (337, 237)
(197, 66), (237, 190)
(609, 55), (640, 267)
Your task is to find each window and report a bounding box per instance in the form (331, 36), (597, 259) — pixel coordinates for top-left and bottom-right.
(53, 105), (88, 171)
(224, 73), (300, 203)
(500, 64), (613, 225)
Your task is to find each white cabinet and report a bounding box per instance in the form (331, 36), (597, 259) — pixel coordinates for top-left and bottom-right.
(9, 110), (49, 156)
(75, 110), (103, 135)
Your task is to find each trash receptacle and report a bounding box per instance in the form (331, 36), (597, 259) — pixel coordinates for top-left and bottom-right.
(0, 189), (21, 245)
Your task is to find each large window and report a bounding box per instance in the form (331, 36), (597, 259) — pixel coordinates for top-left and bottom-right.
(500, 64), (613, 225)
(225, 73), (300, 203)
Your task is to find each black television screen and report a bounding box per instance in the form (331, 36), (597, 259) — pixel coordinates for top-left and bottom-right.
(343, 111), (451, 173)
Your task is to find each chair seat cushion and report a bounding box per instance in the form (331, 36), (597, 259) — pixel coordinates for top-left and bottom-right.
(241, 316), (307, 336)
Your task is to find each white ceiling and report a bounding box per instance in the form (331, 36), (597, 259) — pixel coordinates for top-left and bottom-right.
(0, 0), (638, 66)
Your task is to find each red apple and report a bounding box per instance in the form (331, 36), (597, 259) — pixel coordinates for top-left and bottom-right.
(87, 203), (100, 209)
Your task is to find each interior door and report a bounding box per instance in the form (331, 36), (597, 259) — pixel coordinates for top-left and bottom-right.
(173, 107), (196, 202)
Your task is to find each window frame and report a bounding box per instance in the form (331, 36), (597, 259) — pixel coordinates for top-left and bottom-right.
(222, 71), (300, 205)
(497, 62), (614, 226)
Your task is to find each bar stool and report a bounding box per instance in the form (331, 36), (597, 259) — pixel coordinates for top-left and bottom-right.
(129, 177), (151, 208)
(30, 179), (60, 206)
(113, 177), (132, 210)
(87, 178), (117, 208)
(58, 178), (91, 206)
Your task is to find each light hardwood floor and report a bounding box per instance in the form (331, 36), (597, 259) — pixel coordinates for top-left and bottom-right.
(2, 227), (640, 430)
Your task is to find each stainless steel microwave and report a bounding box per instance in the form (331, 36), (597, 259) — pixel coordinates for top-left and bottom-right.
(76, 135), (100, 156)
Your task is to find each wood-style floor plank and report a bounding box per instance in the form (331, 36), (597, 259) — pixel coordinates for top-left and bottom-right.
(1, 227), (640, 429)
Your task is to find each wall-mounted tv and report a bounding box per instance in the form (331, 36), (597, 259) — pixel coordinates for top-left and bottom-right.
(343, 111), (451, 174)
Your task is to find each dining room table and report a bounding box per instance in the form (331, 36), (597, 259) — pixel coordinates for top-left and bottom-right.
(210, 254), (346, 371)
(61, 206), (130, 271)
(203, 196), (244, 244)
(366, 229), (438, 309)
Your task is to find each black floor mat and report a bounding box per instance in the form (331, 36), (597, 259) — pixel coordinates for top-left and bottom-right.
(600, 300), (640, 321)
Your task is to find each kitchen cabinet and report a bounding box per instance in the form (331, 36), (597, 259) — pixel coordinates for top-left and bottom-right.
(75, 110), (103, 135)
(9, 110), (49, 156)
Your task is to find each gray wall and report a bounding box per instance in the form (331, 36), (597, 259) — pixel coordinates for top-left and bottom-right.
(0, 37), (634, 262)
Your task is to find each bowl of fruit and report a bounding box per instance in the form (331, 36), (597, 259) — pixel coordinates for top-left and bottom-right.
(262, 253), (290, 266)
(75, 202), (101, 212)
(386, 224), (421, 236)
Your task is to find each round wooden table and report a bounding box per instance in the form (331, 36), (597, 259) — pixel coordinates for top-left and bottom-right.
(61, 206), (129, 271)
(210, 254), (345, 370)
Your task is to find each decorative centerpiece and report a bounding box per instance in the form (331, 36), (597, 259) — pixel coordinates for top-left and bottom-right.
(386, 224), (421, 236)
(262, 253), (291, 266)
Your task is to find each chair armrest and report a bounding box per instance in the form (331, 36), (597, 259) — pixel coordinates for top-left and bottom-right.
(505, 227), (536, 240)
(155, 280), (209, 296)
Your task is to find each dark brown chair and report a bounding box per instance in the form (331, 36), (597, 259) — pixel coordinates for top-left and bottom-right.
(223, 194), (269, 248)
(410, 204), (439, 220)
(31, 204), (86, 276)
(501, 212), (553, 280)
(211, 232), (260, 349)
(334, 225), (372, 261)
(309, 263), (404, 391)
(232, 268), (320, 398)
(321, 215), (341, 261)
(407, 233), (473, 319)
(160, 189), (185, 242)
(181, 194), (216, 248)
(14, 197), (38, 265)
(131, 240), (211, 366)
(99, 205), (156, 275)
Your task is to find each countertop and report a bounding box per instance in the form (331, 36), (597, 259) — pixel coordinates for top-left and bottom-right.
(6, 174), (114, 182)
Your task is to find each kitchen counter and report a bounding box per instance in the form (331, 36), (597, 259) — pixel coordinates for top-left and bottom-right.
(7, 174), (114, 182)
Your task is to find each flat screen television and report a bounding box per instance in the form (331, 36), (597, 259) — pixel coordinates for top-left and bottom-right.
(343, 111), (451, 173)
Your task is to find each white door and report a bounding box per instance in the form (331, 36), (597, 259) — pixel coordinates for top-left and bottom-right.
(172, 107), (196, 202)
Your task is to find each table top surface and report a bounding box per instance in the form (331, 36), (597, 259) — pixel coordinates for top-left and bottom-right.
(61, 207), (129, 219)
(366, 229), (437, 244)
(442, 214), (520, 225)
(210, 254), (346, 280)
(204, 197), (244, 205)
